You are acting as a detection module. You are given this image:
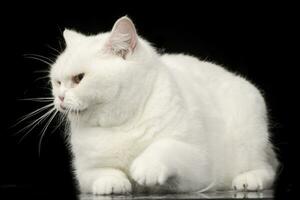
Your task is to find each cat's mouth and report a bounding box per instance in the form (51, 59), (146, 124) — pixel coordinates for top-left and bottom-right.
(68, 108), (87, 115)
(60, 105), (87, 115)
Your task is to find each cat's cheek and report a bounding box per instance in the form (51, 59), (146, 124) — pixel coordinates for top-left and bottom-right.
(100, 84), (121, 103)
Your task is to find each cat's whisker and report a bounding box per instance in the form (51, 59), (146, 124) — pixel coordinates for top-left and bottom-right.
(45, 44), (61, 55)
(24, 53), (55, 63)
(67, 108), (71, 118)
(17, 107), (55, 135)
(18, 97), (54, 102)
(24, 56), (52, 66)
(33, 70), (50, 74)
(34, 75), (50, 83)
(18, 99), (54, 103)
(50, 111), (67, 135)
(62, 111), (70, 138)
(20, 97), (54, 99)
(38, 87), (52, 91)
(61, 113), (69, 139)
(38, 109), (59, 155)
(12, 103), (54, 129)
(17, 107), (56, 143)
(76, 109), (79, 123)
(57, 111), (63, 122)
(24, 53), (55, 66)
(58, 40), (64, 52)
(56, 25), (65, 51)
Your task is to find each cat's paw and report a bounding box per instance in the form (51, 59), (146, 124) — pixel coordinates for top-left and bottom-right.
(232, 171), (263, 191)
(92, 176), (132, 195)
(130, 156), (172, 187)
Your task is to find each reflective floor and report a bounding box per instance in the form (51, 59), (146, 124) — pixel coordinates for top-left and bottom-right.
(0, 185), (274, 200)
(81, 190), (274, 200)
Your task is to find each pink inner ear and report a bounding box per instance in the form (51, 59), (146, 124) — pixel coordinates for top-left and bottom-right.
(116, 20), (137, 50)
(110, 17), (138, 52)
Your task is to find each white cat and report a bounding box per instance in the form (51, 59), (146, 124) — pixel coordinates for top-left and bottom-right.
(50, 16), (278, 195)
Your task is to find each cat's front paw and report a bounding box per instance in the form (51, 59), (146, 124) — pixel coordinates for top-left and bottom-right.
(232, 171), (263, 191)
(92, 176), (132, 195)
(130, 156), (172, 187)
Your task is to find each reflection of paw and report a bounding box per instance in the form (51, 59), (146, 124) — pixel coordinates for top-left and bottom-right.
(92, 176), (132, 195)
(130, 156), (172, 186)
(232, 171), (263, 191)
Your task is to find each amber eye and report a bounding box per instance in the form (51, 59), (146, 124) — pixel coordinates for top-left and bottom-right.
(72, 73), (85, 84)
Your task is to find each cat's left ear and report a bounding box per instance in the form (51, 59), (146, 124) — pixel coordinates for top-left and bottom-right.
(106, 16), (138, 59)
(63, 29), (82, 46)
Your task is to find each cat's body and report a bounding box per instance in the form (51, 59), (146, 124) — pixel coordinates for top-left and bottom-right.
(50, 17), (278, 194)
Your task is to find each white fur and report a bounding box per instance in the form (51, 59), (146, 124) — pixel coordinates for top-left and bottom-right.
(50, 16), (278, 195)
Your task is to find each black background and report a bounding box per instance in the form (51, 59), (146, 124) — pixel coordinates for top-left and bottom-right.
(0, 2), (296, 199)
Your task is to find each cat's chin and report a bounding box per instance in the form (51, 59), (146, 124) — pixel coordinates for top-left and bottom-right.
(57, 106), (88, 117)
(66, 108), (88, 123)
(68, 108), (87, 115)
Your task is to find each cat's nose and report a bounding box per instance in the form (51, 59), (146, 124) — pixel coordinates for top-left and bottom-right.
(59, 96), (64, 102)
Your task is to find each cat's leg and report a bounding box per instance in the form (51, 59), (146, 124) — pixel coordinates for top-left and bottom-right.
(232, 167), (275, 191)
(130, 139), (212, 192)
(229, 134), (277, 191)
(223, 79), (279, 191)
(228, 128), (278, 191)
(77, 168), (132, 195)
(229, 128), (278, 191)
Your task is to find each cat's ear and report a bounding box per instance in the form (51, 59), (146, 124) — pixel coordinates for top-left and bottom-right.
(63, 29), (82, 46)
(106, 16), (138, 58)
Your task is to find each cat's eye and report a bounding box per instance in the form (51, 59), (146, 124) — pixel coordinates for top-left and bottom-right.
(56, 80), (61, 85)
(72, 73), (85, 84)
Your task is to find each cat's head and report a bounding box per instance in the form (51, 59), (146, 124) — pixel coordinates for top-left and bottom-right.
(50, 16), (158, 126)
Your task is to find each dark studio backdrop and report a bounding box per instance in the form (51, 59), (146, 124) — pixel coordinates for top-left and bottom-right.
(0, 2), (296, 200)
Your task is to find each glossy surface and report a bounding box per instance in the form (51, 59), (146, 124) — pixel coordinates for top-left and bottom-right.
(81, 190), (273, 200)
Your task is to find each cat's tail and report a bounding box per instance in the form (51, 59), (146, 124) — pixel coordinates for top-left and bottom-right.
(196, 181), (215, 193)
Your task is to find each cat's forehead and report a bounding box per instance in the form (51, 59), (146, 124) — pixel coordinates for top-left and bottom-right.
(64, 33), (108, 55)
(51, 33), (109, 77)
